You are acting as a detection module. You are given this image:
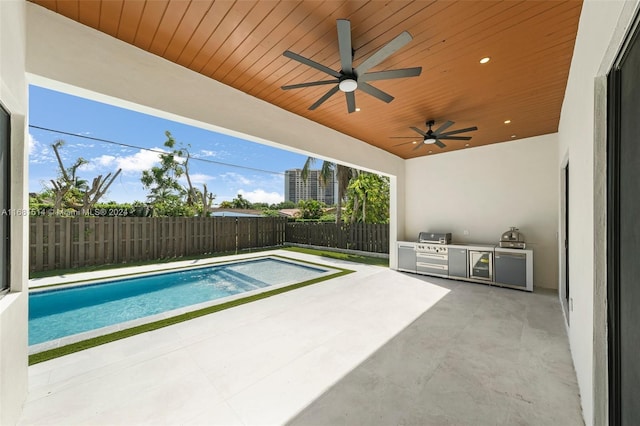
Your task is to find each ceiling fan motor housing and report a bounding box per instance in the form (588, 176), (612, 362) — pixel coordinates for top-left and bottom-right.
(338, 76), (358, 92)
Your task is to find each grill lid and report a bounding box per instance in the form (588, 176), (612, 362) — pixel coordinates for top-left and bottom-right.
(418, 232), (452, 244)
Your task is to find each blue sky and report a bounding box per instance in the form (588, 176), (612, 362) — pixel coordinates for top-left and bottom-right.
(28, 85), (309, 205)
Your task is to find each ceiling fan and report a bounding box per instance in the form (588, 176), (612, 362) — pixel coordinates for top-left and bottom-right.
(281, 19), (422, 113)
(393, 120), (478, 150)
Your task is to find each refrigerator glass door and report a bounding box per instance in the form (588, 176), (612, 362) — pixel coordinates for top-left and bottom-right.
(469, 251), (493, 281)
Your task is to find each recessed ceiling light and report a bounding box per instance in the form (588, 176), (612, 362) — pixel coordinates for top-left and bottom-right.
(504, 120), (511, 124)
(355, 107), (361, 112)
(511, 134), (517, 138)
(428, 150), (433, 154)
(465, 143), (470, 147)
(412, 141), (417, 144)
(480, 57), (491, 64)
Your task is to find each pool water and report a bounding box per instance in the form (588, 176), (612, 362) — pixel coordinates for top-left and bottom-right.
(29, 257), (328, 345)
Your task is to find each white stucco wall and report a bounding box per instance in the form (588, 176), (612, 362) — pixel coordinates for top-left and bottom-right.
(0, 0), (29, 424)
(558, 1), (639, 424)
(405, 134), (559, 289)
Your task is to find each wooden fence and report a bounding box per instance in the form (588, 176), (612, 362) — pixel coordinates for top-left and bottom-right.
(29, 216), (286, 273)
(285, 222), (389, 254)
(29, 217), (390, 273)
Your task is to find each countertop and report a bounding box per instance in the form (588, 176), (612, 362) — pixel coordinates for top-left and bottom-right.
(398, 241), (532, 253)
(447, 243), (496, 250)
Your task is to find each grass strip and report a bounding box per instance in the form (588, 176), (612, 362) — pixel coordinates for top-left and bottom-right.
(29, 265), (354, 365)
(282, 246), (389, 267)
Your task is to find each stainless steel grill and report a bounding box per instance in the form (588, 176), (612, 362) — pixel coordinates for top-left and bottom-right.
(418, 232), (452, 244)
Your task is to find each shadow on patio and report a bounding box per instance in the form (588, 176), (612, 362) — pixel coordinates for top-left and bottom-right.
(287, 276), (583, 426)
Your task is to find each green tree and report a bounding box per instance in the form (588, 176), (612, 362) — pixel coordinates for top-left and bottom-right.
(231, 193), (252, 209)
(345, 172), (390, 224)
(301, 158), (356, 223)
(252, 202), (270, 210)
(141, 132), (186, 204)
(297, 199), (325, 220)
(271, 200), (296, 209)
(140, 131), (215, 216)
(152, 195), (197, 217)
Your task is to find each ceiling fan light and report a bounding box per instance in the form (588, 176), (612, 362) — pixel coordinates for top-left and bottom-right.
(338, 78), (358, 92)
(424, 137), (437, 144)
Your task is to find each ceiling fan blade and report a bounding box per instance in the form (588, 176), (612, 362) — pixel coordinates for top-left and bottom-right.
(412, 142), (425, 151)
(337, 19), (353, 73)
(309, 85), (341, 110)
(359, 67), (422, 82)
(283, 50), (342, 78)
(281, 80), (338, 90)
(355, 31), (413, 75)
(358, 82), (394, 103)
(435, 140), (446, 148)
(438, 135), (472, 140)
(433, 120), (454, 135)
(393, 140), (418, 147)
(410, 126), (427, 137)
(440, 126), (479, 136)
(346, 91), (356, 113)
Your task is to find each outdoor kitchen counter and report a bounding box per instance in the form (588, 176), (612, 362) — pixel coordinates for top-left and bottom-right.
(447, 243), (496, 250)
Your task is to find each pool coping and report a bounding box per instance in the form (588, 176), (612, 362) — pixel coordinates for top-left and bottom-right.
(29, 252), (292, 290)
(28, 253), (354, 364)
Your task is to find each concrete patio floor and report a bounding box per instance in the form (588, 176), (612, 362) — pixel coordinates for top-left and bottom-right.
(19, 251), (583, 425)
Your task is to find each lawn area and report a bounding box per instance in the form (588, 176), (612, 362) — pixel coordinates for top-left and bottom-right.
(282, 246), (389, 267)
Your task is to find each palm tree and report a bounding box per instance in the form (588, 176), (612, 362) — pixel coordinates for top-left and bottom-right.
(301, 158), (356, 224)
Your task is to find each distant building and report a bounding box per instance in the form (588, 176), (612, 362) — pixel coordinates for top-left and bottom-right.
(284, 169), (337, 205)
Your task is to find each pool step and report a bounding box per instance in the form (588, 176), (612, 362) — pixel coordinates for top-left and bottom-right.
(216, 268), (268, 290)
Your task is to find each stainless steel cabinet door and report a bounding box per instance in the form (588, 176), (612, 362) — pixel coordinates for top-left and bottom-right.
(495, 252), (527, 288)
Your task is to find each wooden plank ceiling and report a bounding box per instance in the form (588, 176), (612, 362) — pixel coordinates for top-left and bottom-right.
(30, 0), (583, 159)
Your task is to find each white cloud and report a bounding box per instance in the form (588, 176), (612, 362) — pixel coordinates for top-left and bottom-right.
(78, 162), (97, 172)
(198, 149), (218, 158)
(238, 189), (283, 204)
(189, 173), (215, 185)
(96, 155), (117, 166)
(117, 148), (164, 173)
(84, 148), (164, 174)
(78, 154), (119, 172)
(28, 133), (53, 164)
(220, 172), (253, 186)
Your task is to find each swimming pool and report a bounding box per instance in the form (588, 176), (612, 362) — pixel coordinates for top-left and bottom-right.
(29, 257), (332, 347)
